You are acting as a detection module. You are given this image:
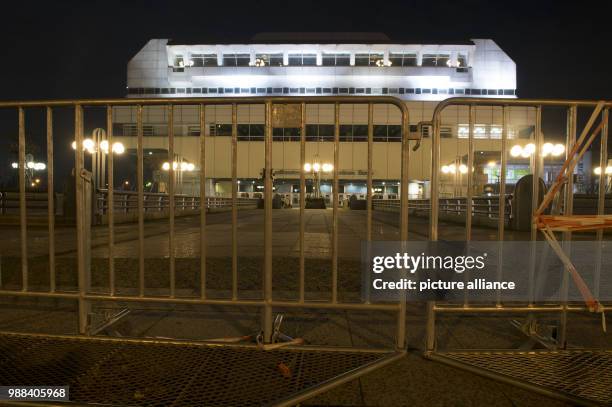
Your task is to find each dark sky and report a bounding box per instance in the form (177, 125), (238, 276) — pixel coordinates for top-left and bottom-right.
(2, 0), (612, 100)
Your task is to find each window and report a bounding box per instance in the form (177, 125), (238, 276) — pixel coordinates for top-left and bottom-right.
(273, 128), (301, 141)
(373, 125), (387, 141)
(173, 54), (184, 67)
(306, 124), (334, 141)
(190, 53), (217, 67)
(456, 125), (515, 139)
(237, 124), (265, 141)
(354, 53), (384, 66)
(457, 53), (467, 68)
(255, 53), (284, 66)
(389, 52), (417, 67)
(210, 124), (232, 136)
(122, 124), (155, 137)
(322, 53), (350, 66)
(288, 53), (317, 66)
(222, 53), (250, 66)
(422, 53), (451, 67)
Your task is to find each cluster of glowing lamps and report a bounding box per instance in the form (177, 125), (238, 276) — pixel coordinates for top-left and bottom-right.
(303, 162), (333, 173)
(509, 142), (565, 158)
(594, 166), (612, 175)
(72, 139), (125, 154)
(11, 161), (46, 170)
(161, 162), (195, 172)
(441, 164), (469, 174)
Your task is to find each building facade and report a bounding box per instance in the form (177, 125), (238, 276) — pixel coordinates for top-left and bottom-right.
(113, 34), (551, 199)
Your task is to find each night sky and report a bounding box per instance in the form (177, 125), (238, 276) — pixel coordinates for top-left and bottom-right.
(1, 0), (610, 191)
(2, 0), (611, 101)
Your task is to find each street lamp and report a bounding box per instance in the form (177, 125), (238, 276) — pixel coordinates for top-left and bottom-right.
(303, 160), (333, 198)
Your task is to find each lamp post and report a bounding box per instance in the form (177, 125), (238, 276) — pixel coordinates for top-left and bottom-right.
(71, 133), (125, 190)
(303, 158), (333, 199)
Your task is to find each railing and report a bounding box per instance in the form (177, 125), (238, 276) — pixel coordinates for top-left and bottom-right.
(373, 196), (513, 224)
(95, 189), (258, 215)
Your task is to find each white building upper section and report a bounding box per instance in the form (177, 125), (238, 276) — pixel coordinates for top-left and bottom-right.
(126, 33), (516, 101)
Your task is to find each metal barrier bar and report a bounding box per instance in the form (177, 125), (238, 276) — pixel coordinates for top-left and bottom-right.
(558, 104), (577, 347)
(74, 105), (88, 334)
(200, 104), (207, 300)
(107, 106), (115, 296)
(463, 105), (475, 307)
(594, 107), (608, 299)
(168, 105), (176, 298)
(365, 103), (373, 304)
(299, 102), (306, 302)
(466, 105), (474, 240)
(398, 102), (409, 350)
(495, 106), (508, 306)
(231, 103), (238, 300)
(263, 101), (273, 342)
(46, 107), (55, 292)
(332, 103), (339, 303)
(18, 107), (28, 291)
(137, 105), (144, 296)
(528, 106), (543, 306)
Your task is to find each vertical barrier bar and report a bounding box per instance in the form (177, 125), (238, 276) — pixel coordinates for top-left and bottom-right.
(594, 107), (608, 298)
(365, 103), (373, 304)
(46, 107), (55, 292)
(299, 102), (306, 303)
(397, 103), (409, 350)
(263, 101), (273, 342)
(430, 115), (440, 241)
(558, 104), (577, 348)
(466, 105), (474, 240)
(426, 113), (441, 352)
(528, 106), (543, 306)
(200, 104), (207, 299)
(107, 106), (115, 296)
(18, 107), (28, 291)
(137, 105), (144, 296)
(168, 105), (176, 298)
(75, 105), (89, 334)
(331, 102), (339, 303)
(463, 105), (475, 307)
(496, 106), (508, 306)
(231, 103), (238, 300)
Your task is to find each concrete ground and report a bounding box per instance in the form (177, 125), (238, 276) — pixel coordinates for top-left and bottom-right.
(0, 209), (608, 406)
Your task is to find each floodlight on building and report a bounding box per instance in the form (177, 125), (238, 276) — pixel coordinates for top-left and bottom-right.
(303, 163), (312, 172)
(312, 163), (321, 172)
(11, 162), (18, 169)
(441, 165), (450, 174)
(162, 162), (170, 171)
(100, 140), (109, 153)
(322, 163), (333, 172)
(487, 161), (497, 168)
(458, 164), (468, 174)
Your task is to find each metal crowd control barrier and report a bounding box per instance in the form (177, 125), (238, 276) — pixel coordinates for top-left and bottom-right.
(426, 98), (612, 406)
(0, 96), (414, 406)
